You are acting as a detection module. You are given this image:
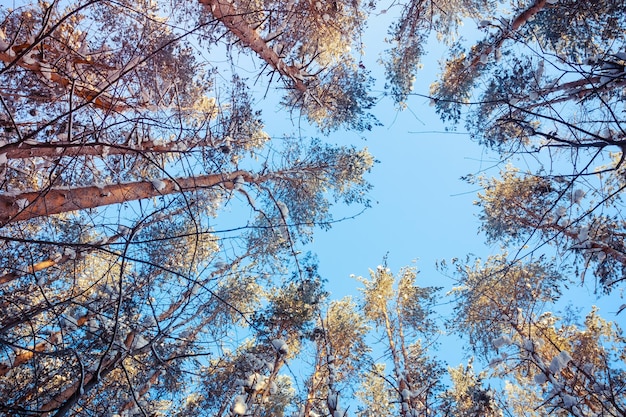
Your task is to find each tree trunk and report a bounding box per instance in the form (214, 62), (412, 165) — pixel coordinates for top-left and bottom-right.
(0, 205), (196, 286)
(0, 170), (252, 225)
(0, 342), (47, 377)
(2, 139), (197, 160)
(39, 351), (123, 416)
(468, 0), (547, 71)
(381, 306), (410, 417)
(198, 0), (307, 91)
(0, 46), (127, 112)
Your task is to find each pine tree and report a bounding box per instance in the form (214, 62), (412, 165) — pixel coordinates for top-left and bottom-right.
(0, 2), (374, 415)
(356, 264), (445, 416)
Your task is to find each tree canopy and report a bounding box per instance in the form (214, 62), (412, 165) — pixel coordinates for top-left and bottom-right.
(1, 0), (625, 416)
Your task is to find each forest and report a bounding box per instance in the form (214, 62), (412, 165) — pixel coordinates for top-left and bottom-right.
(0, 0), (625, 416)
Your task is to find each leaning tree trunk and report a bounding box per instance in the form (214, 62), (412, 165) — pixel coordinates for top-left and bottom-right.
(0, 170), (254, 225)
(0, 44), (128, 112)
(466, 0), (549, 72)
(199, 0), (307, 91)
(1, 138), (204, 160)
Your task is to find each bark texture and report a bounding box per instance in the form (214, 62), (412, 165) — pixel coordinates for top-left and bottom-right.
(0, 170), (252, 225)
(199, 0), (307, 91)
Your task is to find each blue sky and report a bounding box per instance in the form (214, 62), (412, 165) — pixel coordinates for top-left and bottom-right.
(272, 16), (498, 307)
(209, 3), (625, 336)
(244, 18), (502, 377)
(259, 8), (626, 368)
(311, 107), (490, 295)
